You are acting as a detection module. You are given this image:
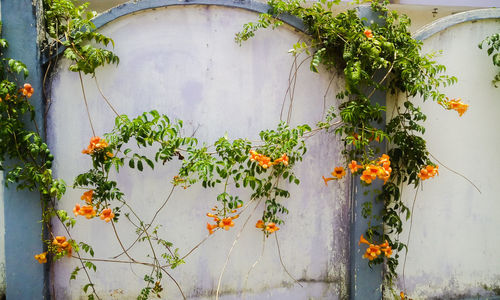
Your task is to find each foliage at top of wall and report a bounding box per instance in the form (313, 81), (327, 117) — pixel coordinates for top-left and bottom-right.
(479, 32), (500, 87)
(0, 21), (65, 198)
(43, 0), (119, 74)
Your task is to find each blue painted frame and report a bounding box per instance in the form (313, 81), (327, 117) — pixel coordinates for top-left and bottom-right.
(1, 0), (48, 299)
(414, 8), (500, 41)
(41, 0), (305, 65)
(93, 0), (304, 30)
(349, 6), (385, 300)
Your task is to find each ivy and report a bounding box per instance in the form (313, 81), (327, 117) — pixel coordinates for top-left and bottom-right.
(43, 0), (119, 75)
(479, 32), (500, 87)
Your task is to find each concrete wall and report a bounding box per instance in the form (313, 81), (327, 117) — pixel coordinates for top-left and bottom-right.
(48, 5), (349, 299)
(0, 176), (4, 299)
(40, 2), (500, 299)
(388, 17), (500, 299)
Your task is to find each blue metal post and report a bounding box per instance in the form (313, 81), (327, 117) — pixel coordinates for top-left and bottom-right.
(349, 5), (386, 300)
(1, 0), (48, 298)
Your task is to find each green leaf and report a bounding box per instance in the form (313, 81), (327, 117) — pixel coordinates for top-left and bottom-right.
(70, 267), (80, 280)
(83, 283), (93, 293)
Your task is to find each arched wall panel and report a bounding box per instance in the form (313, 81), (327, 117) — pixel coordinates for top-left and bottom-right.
(48, 5), (349, 299)
(390, 15), (500, 299)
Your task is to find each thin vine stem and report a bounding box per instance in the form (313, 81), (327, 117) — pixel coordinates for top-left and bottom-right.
(113, 185), (176, 259)
(428, 152), (481, 194)
(159, 267), (187, 300)
(94, 76), (120, 117)
(78, 71), (96, 136)
(366, 51), (397, 100)
(72, 256), (155, 267)
(50, 197), (101, 300)
(402, 185), (419, 295)
(286, 54), (300, 123)
(280, 54), (312, 122)
(215, 197), (263, 300)
(323, 73), (336, 118)
(242, 233), (266, 300)
(274, 232), (303, 287)
(110, 220), (137, 263)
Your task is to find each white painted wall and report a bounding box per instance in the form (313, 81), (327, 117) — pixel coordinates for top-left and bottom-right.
(0, 175), (4, 298)
(46, 3), (500, 299)
(388, 18), (500, 299)
(48, 5), (349, 299)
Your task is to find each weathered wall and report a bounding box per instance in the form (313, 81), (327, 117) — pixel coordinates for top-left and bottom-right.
(388, 18), (500, 299)
(44, 2), (500, 299)
(48, 5), (349, 299)
(0, 176), (5, 299)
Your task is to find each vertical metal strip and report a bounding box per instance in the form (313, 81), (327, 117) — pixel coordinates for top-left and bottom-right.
(1, 0), (47, 298)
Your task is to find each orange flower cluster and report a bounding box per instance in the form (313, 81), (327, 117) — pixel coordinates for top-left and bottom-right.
(364, 29), (373, 39)
(82, 136), (112, 155)
(0, 93), (10, 103)
(74, 191), (115, 223)
(206, 205), (241, 235)
(173, 175), (190, 189)
(348, 160), (363, 173)
(446, 98), (468, 117)
(359, 234), (392, 261)
(249, 150), (289, 169)
(21, 83), (34, 98)
(322, 166), (346, 185)
(34, 252), (47, 264)
(417, 165), (439, 180)
(359, 154), (392, 184)
(255, 220), (280, 233)
(81, 190), (93, 204)
(73, 203), (96, 219)
(324, 155), (392, 186)
(206, 223), (217, 235)
(100, 208), (115, 223)
(352, 133), (360, 146)
(52, 236), (72, 257)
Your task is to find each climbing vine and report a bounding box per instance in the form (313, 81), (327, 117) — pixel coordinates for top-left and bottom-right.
(479, 32), (500, 87)
(44, 0), (119, 75)
(236, 0), (469, 294)
(0, 0), (479, 299)
(70, 112), (311, 299)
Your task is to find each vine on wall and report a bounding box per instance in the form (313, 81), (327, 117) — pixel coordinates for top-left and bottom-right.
(479, 32), (500, 87)
(236, 0), (469, 290)
(0, 0), (477, 299)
